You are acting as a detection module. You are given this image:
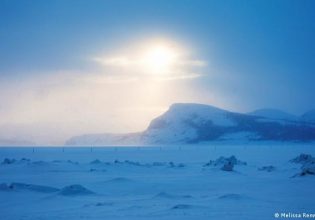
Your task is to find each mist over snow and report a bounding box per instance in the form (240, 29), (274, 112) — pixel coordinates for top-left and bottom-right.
(66, 103), (315, 146)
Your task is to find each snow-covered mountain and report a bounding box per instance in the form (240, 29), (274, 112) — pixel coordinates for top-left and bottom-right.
(66, 103), (315, 145)
(248, 108), (298, 121)
(141, 103), (236, 144)
(301, 110), (315, 123)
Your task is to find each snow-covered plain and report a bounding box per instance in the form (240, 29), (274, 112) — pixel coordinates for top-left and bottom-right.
(1, 142), (315, 220)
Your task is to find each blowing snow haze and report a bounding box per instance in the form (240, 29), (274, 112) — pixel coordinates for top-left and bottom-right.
(66, 103), (315, 146)
(0, 0), (315, 145)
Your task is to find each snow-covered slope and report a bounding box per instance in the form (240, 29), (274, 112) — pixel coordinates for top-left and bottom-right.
(301, 110), (315, 123)
(66, 103), (315, 145)
(142, 103), (236, 144)
(248, 108), (298, 121)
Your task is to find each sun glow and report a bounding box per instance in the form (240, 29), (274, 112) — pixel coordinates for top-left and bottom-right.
(93, 38), (206, 79)
(142, 44), (177, 74)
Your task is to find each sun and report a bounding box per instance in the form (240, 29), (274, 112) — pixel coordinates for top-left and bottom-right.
(143, 44), (177, 74)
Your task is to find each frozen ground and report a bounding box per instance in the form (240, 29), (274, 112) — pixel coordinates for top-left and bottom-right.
(0, 142), (315, 220)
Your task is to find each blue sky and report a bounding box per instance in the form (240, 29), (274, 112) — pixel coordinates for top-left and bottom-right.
(0, 0), (315, 144)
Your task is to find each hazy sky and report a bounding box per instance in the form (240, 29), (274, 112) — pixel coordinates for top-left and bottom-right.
(1, 0), (315, 144)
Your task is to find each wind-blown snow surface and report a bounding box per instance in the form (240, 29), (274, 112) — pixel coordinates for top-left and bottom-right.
(1, 143), (315, 220)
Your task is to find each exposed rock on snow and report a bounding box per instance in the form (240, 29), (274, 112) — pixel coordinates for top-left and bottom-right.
(59, 184), (95, 196)
(123, 160), (143, 166)
(204, 155), (247, 167)
(291, 154), (315, 177)
(293, 163), (315, 177)
(221, 162), (234, 171)
(90, 159), (102, 164)
(258, 166), (276, 172)
(66, 160), (79, 165)
(290, 154), (315, 165)
(1, 158), (17, 165)
(178, 163), (185, 168)
(300, 163), (315, 176)
(0, 182), (59, 193)
(113, 159), (146, 167)
(1, 158), (31, 165)
(109, 159), (186, 168)
(152, 162), (166, 166)
(59, 184), (94, 196)
(51, 160), (79, 165)
(168, 162), (185, 168)
(204, 155), (246, 172)
(87, 159), (185, 168)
